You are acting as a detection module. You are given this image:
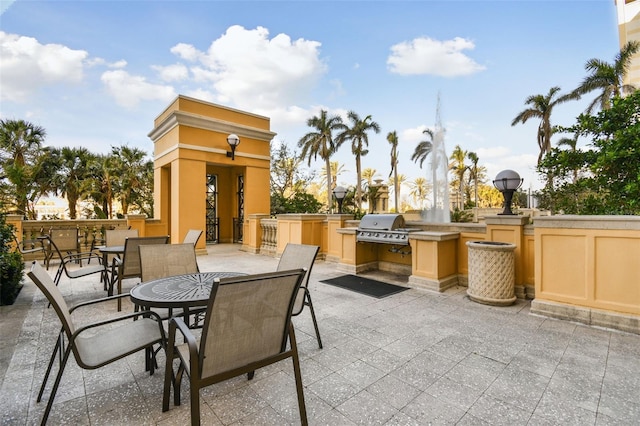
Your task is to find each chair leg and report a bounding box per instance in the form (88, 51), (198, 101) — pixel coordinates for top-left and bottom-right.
(40, 343), (73, 426)
(305, 290), (323, 349)
(289, 324), (308, 426)
(37, 332), (63, 403)
(117, 278), (122, 311)
(190, 380), (200, 426)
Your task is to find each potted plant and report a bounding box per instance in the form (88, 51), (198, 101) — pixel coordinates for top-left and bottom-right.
(0, 212), (24, 305)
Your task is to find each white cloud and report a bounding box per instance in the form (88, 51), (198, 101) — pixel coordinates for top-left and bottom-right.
(100, 70), (176, 109)
(0, 31), (88, 102)
(387, 36), (485, 77)
(152, 63), (189, 82)
(170, 25), (327, 112)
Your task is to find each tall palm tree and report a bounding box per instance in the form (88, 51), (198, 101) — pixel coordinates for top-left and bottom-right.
(572, 40), (640, 113)
(449, 145), (468, 210)
(511, 86), (578, 166)
(386, 131), (400, 212)
(0, 119), (47, 216)
(298, 110), (346, 210)
(338, 111), (380, 211)
(411, 129), (434, 168)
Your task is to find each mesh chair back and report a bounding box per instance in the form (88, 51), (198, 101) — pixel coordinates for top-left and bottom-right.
(120, 236), (169, 279)
(105, 229), (138, 247)
(182, 229), (203, 246)
(49, 228), (79, 252)
(27, 262), (75, 336)
(199, 269), (305, 378)
(139, 243), (199, 282)
(277, 244), (319, 314)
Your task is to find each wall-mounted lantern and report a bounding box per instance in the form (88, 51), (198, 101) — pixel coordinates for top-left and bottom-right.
(226, 134), (240, 160)
(493, 170), (523, 215)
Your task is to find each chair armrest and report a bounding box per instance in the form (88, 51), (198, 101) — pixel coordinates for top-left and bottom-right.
(62, 251), (102, 263)
(69, 292), (132, 313)
(168, 317), (199, 369)
(71, 309), (165, 341)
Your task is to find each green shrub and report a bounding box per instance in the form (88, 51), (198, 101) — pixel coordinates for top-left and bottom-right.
(0, 212), (24, 305)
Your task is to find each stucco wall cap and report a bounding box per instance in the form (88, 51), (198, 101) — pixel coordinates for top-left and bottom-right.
(534, 215), (640, 230)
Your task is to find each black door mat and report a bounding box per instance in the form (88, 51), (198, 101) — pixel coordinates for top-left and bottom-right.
(320, 275), (409, 299)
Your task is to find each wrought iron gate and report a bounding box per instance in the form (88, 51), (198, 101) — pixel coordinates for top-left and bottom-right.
(206, 174), (219, 243)
(233, 175), (244, 243)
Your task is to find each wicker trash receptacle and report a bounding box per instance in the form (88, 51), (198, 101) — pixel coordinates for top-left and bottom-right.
(466, 241), (517, 306)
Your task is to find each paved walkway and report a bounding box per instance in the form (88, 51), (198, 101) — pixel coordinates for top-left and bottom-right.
(1, 244), (639, 425)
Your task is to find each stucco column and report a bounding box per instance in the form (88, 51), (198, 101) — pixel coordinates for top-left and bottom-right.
(326, 214), (353, 262)
(171, 158), (207, 245)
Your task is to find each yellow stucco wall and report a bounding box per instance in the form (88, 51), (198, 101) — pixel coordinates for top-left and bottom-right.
(535, 216), (640, 316)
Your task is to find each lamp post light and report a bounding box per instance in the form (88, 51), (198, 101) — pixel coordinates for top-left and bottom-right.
(493, 169), (523, 215)
(226, 134), (240, 160)
(332, 186), (347, 214)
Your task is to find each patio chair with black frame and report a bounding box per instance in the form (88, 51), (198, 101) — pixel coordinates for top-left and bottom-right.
(27, 261), (166, 426)
(277, 243), (323, 348)
(13, 233), (45, 256)
(109, 235), (169, 311)
(138, 242), (200, 320)
(162, 268), (309, 426)
(45, 234), (104, 287)
(44, 228), (82, 270)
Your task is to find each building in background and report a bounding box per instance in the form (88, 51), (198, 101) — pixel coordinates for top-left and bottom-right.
(616, 0), (640, 86)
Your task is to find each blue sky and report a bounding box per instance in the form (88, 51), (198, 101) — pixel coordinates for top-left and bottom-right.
(0, 0), (620, 194)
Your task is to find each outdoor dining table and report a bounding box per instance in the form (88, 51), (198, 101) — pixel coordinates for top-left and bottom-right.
(97, 245), (124, 287)
(129, 272), (247, 326)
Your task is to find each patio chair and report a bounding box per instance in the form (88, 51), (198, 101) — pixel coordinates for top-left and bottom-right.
(277, 243), (323, 348)
(110, 235), (169, 310)
(139, 243), (200, 282)
(46, 234), (104, 287)
(139, 243), (200, 320)
(182, 229), (203, 246)
(162, 268), (308, 426)
(44, 228), (82, 270)
(27, 261), (165, 426)
(13, 233), (45, 256)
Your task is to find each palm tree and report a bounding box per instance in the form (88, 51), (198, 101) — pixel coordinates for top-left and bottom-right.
(466, 151), (486, 208)
(387, 173), (407, 212)
(0, 119), (47, 217)
(86, 154), (116, 218)
(572, 40), (640, 113)
(52, 146), (94, 219)
(511, 86), (578, 166)
(337, 111), (380, 211)
(411, 129), (434, 168)
(449, 145), (468, 210)
(408, 177), (431, 209)
(111, 145), (148, 215)
(298, 110), (346, 210)
(386, 131), (400, 212)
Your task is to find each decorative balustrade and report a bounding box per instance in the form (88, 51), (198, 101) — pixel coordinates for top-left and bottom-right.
(19, 219), (128, 255)
(259, 218), (277, 255)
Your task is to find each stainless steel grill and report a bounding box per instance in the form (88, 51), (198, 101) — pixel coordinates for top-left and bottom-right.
(356, 214), (419, 246)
